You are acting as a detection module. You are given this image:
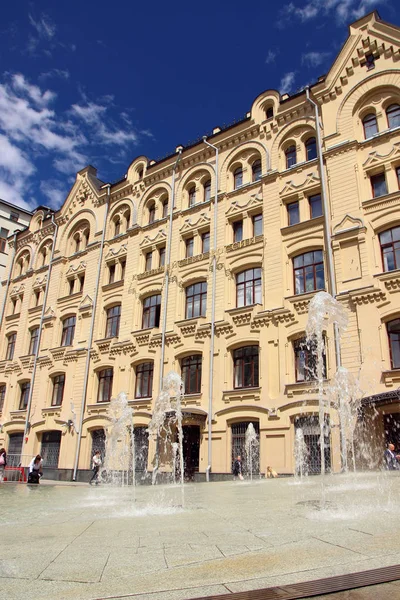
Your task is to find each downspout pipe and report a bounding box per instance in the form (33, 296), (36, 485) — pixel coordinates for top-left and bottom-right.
(305, 87), (342, 371)
(23, 215), (59, 446)
(159, 150), (182, 391)
(72, 184), (111, 481)
(0, 231), (19, 331)
(203, 137), (219, 482)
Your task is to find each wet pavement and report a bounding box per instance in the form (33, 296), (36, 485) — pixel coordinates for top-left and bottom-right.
(1, 472), (400, 600)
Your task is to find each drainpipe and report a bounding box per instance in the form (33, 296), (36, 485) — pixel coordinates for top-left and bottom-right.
(159, 150), (182, 390)
(23, 215), (59, 446)
(72, 184), (111, 480)
(203, 137), (219, 482)
(0, 231), (18, 331)
(305, 87), (341, 371)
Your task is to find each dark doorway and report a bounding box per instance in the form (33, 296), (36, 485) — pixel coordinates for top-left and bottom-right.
(7, 432), (24, 466)
(41, 431), (62, 468)
(182, 425), (200, 480)
(231, 421), (260, 476)
(91, 429), (105, 464)
(384, 414), (400, 448)
(295, 416), (331, 474)
(134, 426), (149, 473)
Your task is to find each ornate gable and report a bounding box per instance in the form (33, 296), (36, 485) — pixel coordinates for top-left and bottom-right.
(179, 212), (211, 233)
(280, 172), (320, 197)
(333, 214), (365, 235)
(139, 230), (167, 248)
(363, 143), (400, 168)
(225, 193), (263, 217)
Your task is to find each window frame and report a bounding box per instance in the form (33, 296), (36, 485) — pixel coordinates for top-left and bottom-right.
(61, 316), (76, 347)
(135, 362), (154, 398)
(305, 137), (317, 161)
(145, 251), (152, 272)
(309, 193), (323, 219)
(0, 384), (5, 412)
(362, 113), (378, 139)
(142, 294), (161, 329)
(386, 104), (400, 130)
(19, 381), (30, 410)
(294, 337), (326, 382)
(233, 220), (243, 243)
(188, 186), (196, 207)
(387, 319), (400, 370)
(236, 268), (262, 308)
(29, 327), (39, 355)
(293, 250), (325, 295)
(203, 180), (211, 203)
(6, 333), (16, 360)
(202, 231), (210, 254)
(148, 203), (156, 224)
(371, 172), (388, 198)
(105, 305), (121, 338)
(287, 201), (300, 226)
(97, 368), (113, 403)
(379, 227), (400, 272)
(159, 246), (166, 267)
(252, 213), (263, 237)
(233, 346), (259, 389)
(51, 374), (65, 407)
(185, 237), (194, 258)
(251, 160), (262, 182)
(233, 167), (243, 189)
(185, 282), (207, 319)
(181, 354), (202, 394)
(285, 145), (297, 169)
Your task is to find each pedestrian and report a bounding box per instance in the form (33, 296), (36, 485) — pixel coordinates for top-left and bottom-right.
(232, 455), (244, 481)
(27, 455), (43, 484)
(384, 443), (400, 470)
(266, 466), (278, 478)
(89, 450), (102, 485)
(0, 448), (7, 483)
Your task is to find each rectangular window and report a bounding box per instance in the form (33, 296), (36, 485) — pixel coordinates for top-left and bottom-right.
(185, 282), (207, 319)
(287, 202), (300, 226)
(396, 166), (400, 189)
(309, 194), (322, 219)
(233, 220), (243, 243)
(371, 173), (388, 198)
(10, 211), (19, 223)
(29, 327), (39, 355)
(105, 305), (121, 338)
(185, 237), (194, 258)
(68, 279), (75, 295)
(51, 374), (65, 406)
(0, 238), (6, 253)
(236, 268), (262, 307)
(294, 337), (326, 382)
(159, 247), (166, 267)
(19, 382), (30, 410)
(135, 362), (154, 398)
(34, 290), (41, 307)
(0, 385), (5, 412)
(142, 295), (161, 329)
(6, 333), (16, 360)
(97, 369), (113, 403)
(145, 251), (152, 271)
(79, 274), (85, 292)
(380, 227), (400, 272)
(182, 355), (202, 394)
(294, 250), (325, 295)
(61, 316), (76, 346)
(109, 263), (116, 284)
(120, 260), (126, 280)
(202, 232), (210, 254)
(252, 214), (263, 237)
(234, 346), (259, 389)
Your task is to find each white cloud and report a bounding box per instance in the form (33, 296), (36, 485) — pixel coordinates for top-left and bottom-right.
(0, 135), (34, 177)
(28, 14), (56, 40)
(71, 102), (107, 124)
(280, 72), (296, 94)
(265, 50), (277, 65)
(40, 180), (68, 209)
(302, 51), (331, 67)
(279, 0), (386, 25)
(39, 69), (70, 81)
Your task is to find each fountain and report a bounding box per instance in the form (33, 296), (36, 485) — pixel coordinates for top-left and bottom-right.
(294, 428), (308, 479)
(101, 392), (135, 486)
(306, 291), (348, 475)
(245, 423), (260, 481)
(147, 371), (185, 487)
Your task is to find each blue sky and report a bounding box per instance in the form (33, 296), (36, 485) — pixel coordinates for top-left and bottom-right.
(0, 0), (398, 211)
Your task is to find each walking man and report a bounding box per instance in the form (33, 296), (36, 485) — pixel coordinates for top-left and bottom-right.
(89, 450), (102, 485)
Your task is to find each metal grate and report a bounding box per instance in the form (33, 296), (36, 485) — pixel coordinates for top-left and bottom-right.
(191, 564), (400, 600)
(295, 416), (331, 475)
(231, 422), (260, 475)
(41, 431), (61, 468)
(134, 426), (149, 473)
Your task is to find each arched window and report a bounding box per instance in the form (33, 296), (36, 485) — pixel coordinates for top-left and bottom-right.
(252, 160), (262, 182)
(97, 368), (113, 403)
(380, 227), (400, 272)
(285, 145), (297, 169)
(114, 217), (121, 237)
(105, 305), (121, 338)
(148, 203), (155, 224)
(362, 113), (378, 139)
(236, 268), (262, 307)
(142, 294), (161, 329)
(182, 355), (202, 394)
(233, 346), (259, 389)
(305, 137), (317, 161)
(135, 362), (154, 398)
(387, 319), (400, 369)
(266, 107), (274, 120)
(162, 199), (168, 218)
(74, 233), (81, 253)
(203, 180), (211, 203)
(186, 282), (207, 319)
(233, 167), (243, 189)
(188, 186), (196, 207)
(293, 250), (324, 295)
(386, 104), (400, 129)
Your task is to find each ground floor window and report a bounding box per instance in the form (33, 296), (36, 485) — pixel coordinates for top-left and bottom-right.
(41, 431), (61, 468)
(231, 421), (259, 475)
(7, 432), (24, 467)
(294, 416), (330, 474)
(91, 429), (105, 463)
(134, 426), (149, 473)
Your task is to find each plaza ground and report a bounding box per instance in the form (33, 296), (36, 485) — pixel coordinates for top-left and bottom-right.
(1, 473), (400, 600)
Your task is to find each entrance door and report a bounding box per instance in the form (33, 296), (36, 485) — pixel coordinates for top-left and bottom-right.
(231, 421), (260, 476)
(41, 431), (61, 468)
(182, 425), (200, 480)
(134, 426), (149, 473)
(91, 429), (105, 464)
(8, 432), (24, 467)
(295, 416), (331, 474)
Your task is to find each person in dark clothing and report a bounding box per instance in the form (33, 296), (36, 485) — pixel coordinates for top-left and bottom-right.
(27, 455), (43, 484)
(384, 443), (400, 470)
(232, 455), (243, 480)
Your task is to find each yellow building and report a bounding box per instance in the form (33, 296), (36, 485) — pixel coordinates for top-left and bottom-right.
(1, 11), (400, 481)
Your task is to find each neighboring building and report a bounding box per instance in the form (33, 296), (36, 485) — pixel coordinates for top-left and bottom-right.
(0, 199), (32, 304)
(0, 11), (399, 480)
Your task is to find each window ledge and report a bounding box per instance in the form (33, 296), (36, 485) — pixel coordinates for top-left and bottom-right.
(137, 267), (165, 280)
(181, 199), (211, 215)
(42, 406), (62, 414)
(360, 124), (400, 146)
(280, 159), (317, 176)
(374, 270), (400, 291)
(222, 387), (261, 403)
(102, 280), (124, 292)
(226, 235), (263, 253)
(226, 304), (261, 316)
(286, 290), (325, 313)
(281, 215), (324, 236)
(285, 380), (328, 398)
(178, 252), (210, 268)
(28, 305), (43, 314)
(57, 291), (82, 304)
(382, 369), (400, 386)
(9, 409), (27, 420)
(362, 190), (400, 210)
(5, 313), (21, 321)
(225, 179), (262, 199)
(87, 402), (110, 415)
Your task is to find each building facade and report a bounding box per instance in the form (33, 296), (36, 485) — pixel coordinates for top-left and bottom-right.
(0, 11), (400, 480)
